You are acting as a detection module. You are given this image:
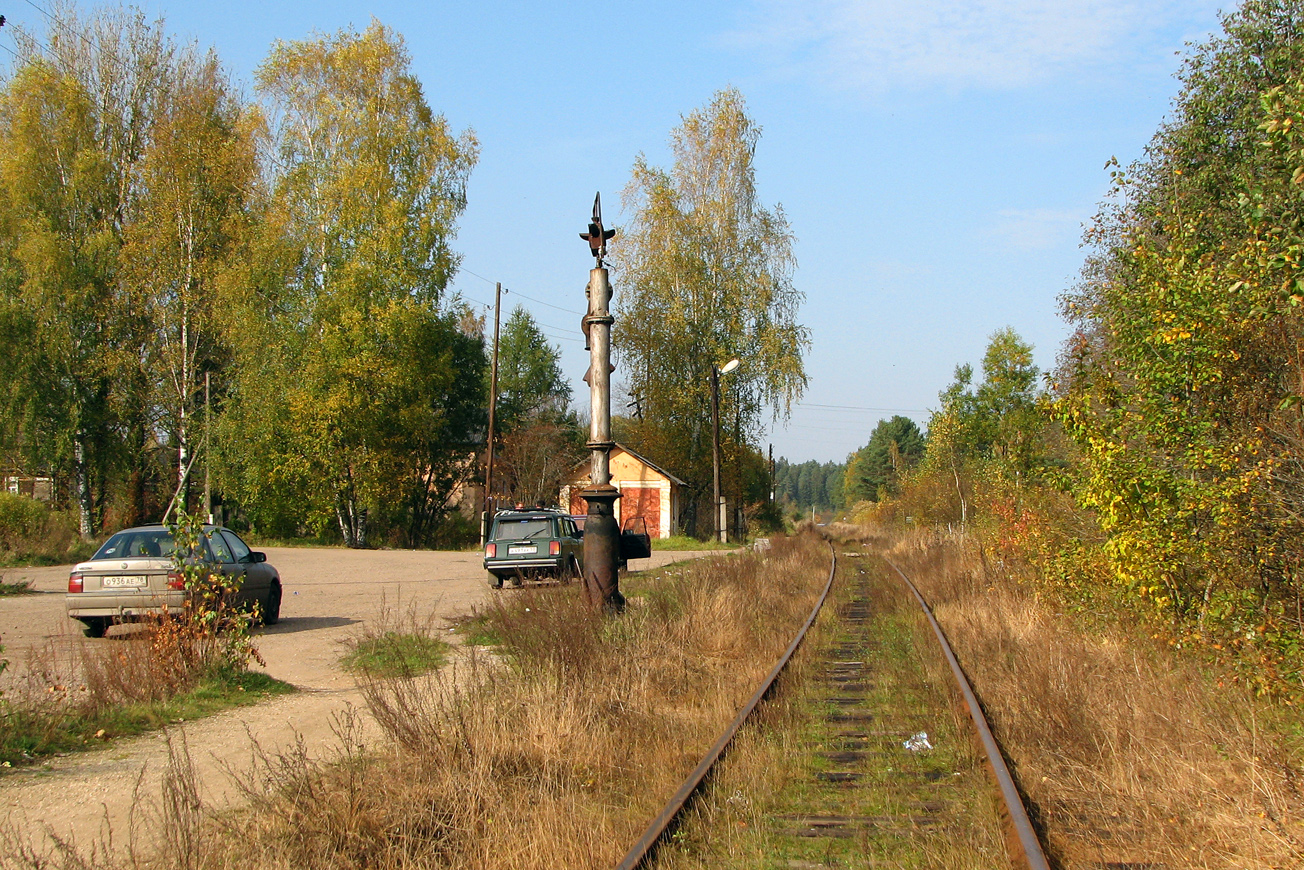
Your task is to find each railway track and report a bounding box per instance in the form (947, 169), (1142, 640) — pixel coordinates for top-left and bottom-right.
(617, 542), (1050, 870)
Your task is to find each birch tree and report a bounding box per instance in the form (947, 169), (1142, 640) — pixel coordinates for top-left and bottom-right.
(0, 6), (253, 531)
(121, 51), (254, 516)
(613, 88), (808, 532)
(245, 21), (479, 547)
(0, 59), (117, 537)
(0, 5), (180, 534)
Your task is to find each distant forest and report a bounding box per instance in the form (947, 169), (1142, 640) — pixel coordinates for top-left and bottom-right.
(772, 459), (845, 514)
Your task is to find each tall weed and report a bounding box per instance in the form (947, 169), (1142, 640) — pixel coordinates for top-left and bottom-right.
(883, 527), (1304, 869)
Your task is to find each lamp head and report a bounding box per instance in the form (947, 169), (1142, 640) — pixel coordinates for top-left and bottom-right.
(720, 358), (740, 375)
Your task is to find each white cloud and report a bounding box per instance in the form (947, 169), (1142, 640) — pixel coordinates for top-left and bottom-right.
(982, 207), (1084, 250)
(729, 0), (1221, 92)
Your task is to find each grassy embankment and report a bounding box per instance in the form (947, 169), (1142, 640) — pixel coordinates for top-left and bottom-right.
(850, 523), (1304, 869)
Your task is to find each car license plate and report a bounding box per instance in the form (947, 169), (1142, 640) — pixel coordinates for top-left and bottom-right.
(102, 575), (147, 588)
(507, 545), (536, 556)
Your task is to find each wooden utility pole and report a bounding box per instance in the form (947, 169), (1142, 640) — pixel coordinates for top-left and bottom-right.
(204, 372), (212, 524)
(769, 443), (774, 505)
(483, 282), (503, 545)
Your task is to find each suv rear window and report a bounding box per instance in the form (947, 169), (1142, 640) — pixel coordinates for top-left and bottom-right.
(492, 518), (552, 540)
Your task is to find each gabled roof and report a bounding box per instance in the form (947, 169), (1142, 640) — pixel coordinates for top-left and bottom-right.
(614, 443), (687, 486)
(571, 443), (686, 487)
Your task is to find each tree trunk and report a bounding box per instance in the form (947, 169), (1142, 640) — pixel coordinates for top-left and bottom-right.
(74, 433), (93, 539)
(177, 303), (190, 515)
(950, 454), (967, 528)
(128, 421), (147, 526)
(407, 466), (433, 548)
(335, 483), (367, 549)
(355, 507), (368, 549)
(336, 500), (356, 548)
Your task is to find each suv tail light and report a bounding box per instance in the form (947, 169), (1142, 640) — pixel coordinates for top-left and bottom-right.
(166, 571), (186, 590)
(68, 572), (83, 593)
(485, 543), (496, 558)
(549, 541), (561, 556)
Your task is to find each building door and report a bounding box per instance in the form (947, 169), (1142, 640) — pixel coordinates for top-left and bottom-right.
(620, 486), (662, 538)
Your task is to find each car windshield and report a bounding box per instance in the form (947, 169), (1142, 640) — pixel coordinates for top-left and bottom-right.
(93, 529), (178, 560)
(493, 518), (552, 540)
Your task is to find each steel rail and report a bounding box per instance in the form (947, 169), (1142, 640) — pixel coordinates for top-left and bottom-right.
(614, 542), (838, 870)
(883, 557), (1051, 870)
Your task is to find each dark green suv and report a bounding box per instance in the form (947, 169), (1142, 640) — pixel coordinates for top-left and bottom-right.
(484, 509), (584, 588)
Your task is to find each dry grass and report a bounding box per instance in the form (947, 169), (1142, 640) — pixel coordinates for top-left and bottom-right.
(0, 602), (272, 766)
(216, 535), (826, 869)
(881, 525), (1304, 869)
(2, 534), (832, 869)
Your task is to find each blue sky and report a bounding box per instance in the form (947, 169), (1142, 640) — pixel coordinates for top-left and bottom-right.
(6, 0), (1228, 463)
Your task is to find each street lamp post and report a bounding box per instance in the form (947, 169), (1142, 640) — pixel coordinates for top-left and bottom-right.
(711, 358), (739, 544)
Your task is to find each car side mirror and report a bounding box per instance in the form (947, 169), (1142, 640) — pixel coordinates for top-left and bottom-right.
(251, 551), (267, 563)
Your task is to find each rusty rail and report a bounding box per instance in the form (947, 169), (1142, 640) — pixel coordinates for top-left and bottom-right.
(883, 557), (1051, 870)
(614, 543), (837, 870)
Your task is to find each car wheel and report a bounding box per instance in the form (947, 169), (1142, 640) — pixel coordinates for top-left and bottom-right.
(488, 572), (503, 589)
(80, 617), (108, 638)
(263, 582), (282, 625)
(560, 557), (579, 585)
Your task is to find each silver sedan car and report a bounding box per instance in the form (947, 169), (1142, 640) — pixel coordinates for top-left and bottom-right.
(66, 524), (282, 637)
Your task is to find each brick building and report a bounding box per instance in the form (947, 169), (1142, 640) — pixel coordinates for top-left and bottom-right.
(561, 444), (685, 540)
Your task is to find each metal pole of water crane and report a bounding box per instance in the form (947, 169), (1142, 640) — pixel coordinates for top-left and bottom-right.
(579, 194), (624, 612)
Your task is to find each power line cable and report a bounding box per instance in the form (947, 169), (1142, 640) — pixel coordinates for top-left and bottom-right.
(20, 0), (52, 20)
(538, 329), (583, 345)
(459, 265), (585, 317)
(20, 0), (88, 55)
(449, 281), (583, 349)
(507, 287), (585, 317)
(459, 266), (497, 287)
(1, 13), (52, 57)
(796, 402), (928, 414)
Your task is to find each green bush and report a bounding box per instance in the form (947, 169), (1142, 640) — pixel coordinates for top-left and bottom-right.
(0, 493), (92, 566)
(0, 492), (47, 548)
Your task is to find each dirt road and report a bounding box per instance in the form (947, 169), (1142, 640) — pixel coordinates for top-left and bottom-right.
(0, 546), (711, 858)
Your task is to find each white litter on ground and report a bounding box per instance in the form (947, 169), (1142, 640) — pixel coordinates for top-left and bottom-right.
(903, 731), (933, 752)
